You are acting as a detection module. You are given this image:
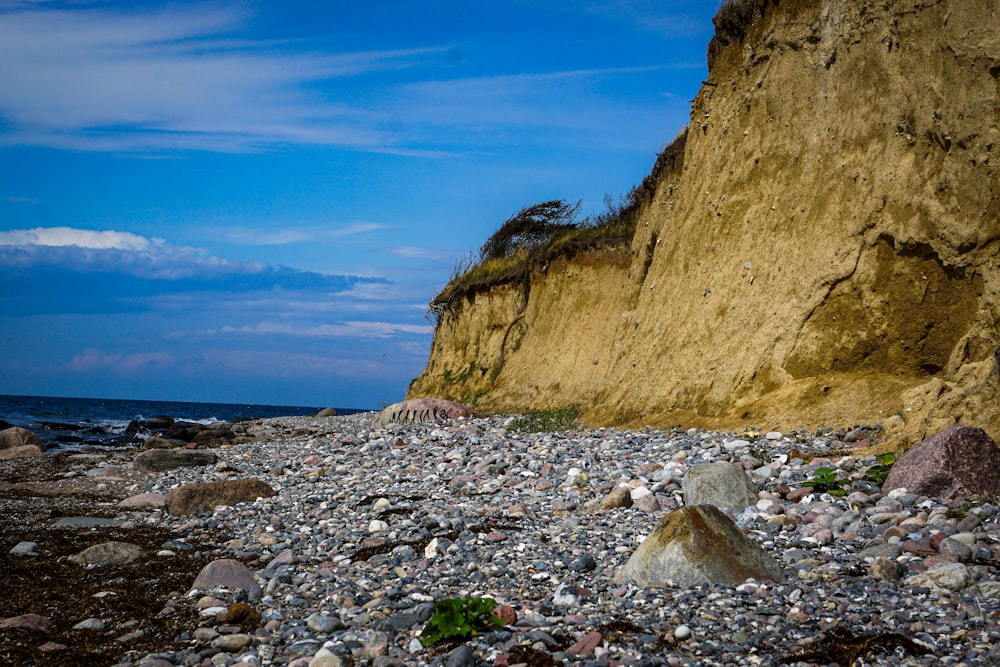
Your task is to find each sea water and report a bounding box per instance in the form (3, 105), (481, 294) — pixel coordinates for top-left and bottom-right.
(0, 394), (365, 452)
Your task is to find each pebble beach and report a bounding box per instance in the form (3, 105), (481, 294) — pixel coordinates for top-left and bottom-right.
(4, 412), (1000, 667)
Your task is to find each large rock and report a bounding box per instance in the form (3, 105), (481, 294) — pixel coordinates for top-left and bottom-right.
(372, 398), (482, 428)
(0, 427), (44, 452)
(69, 541), (146, 566)
(0, 444), (45, 459)
(165, 479), (276, 515)
(133, 448), (218, 473)
(682, 461), (757, 513)
(190, 558), (262, 601)
(618, 505), (784, 588)
(882, 425), (1000, 503)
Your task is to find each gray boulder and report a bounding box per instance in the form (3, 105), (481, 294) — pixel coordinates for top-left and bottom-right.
(882, 425), (1000, 503)
(315, 407), (338, 418)
(69, 541), (146, 567)
(373, 398), (482, 428)
(617, 505), (785, 587)
(190, 558), (263, 601)
(133, 448), (217, 473)
(682, 461), (758, 513)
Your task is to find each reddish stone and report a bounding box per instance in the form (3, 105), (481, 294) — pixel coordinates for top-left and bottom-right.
(883, 425), (1000, 503)
(494, 605), (517, 625)
(786, 487), (814, 503)
(0, 613), (50, 632)
(901, 539), (936, 556)
(566, 631), (603, 656)
(929, 532), (949, 550)
(37, 642), (67, 652)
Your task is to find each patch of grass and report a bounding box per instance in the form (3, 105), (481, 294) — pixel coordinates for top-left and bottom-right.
(509, 406), (580, 433)
(808, 466), (850, 497)
(420, 597), (503, 647)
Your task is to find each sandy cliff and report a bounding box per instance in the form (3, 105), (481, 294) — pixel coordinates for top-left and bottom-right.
(410, 0), (1000, 446)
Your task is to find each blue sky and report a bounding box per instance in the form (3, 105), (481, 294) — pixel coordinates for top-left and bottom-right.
(0, 0), (718, 409)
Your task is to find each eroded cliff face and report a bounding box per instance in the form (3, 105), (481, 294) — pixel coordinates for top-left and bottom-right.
(410, 0), (1000, 445)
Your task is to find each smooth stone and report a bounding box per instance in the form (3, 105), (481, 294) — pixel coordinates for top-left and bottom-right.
(73, 618), (107, 630)
(600, 486), (633, 509)
(9, 541), (40, 556)
(682, 461), (758, 513)
(212, 633), (253, 652)
(445, 644), (476, 667)
(119, 493), (166, 509)
(69, 541), (146, 566)
(306, 612), (345, 633)
(190, 559), (263, 601)
(905, 562), (975, 592)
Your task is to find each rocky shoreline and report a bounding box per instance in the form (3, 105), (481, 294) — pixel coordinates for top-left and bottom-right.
(3, 413), (1000, 667)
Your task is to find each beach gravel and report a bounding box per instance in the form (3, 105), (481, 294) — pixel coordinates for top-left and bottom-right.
(2, 413), (1000, 666)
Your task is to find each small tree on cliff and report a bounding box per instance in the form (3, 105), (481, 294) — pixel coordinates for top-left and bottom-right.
(478, 200), (580, 262)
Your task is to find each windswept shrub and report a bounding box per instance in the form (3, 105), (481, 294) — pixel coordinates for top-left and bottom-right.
(478, 200), (580, 262)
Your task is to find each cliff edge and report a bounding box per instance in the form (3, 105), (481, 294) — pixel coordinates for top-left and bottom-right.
(410, 0), (1000, 446)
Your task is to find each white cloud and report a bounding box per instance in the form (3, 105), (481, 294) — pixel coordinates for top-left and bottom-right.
(0, 226), (159, 250)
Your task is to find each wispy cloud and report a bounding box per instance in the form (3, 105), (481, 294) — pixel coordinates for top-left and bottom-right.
(222, 320), (433, 338)
(388, 246), (457, 261)
(225, 222), (387, 246)
(582, 1), (714, 38)
(390, 64), (699, 151)
(0, 3), (442, 152)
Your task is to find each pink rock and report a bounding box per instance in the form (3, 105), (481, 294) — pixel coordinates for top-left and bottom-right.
(785, 487), (814, 503)
(929, 531), (949, 550)
(37, 642), (67, 652)
(494, 605), (517, 625)
(372, 398), (483, 428)
(0, 613), (50, 632)
(883, 425), (1000, 503)
(566, 631), (603, 656)
(901, 539), (936, 556)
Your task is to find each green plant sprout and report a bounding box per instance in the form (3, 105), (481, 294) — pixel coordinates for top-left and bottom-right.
(807, 467), (850, 497)
(420, 597), (504, 647)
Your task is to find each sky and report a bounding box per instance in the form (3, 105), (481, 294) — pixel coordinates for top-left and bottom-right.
(0, 0), (720, 409)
